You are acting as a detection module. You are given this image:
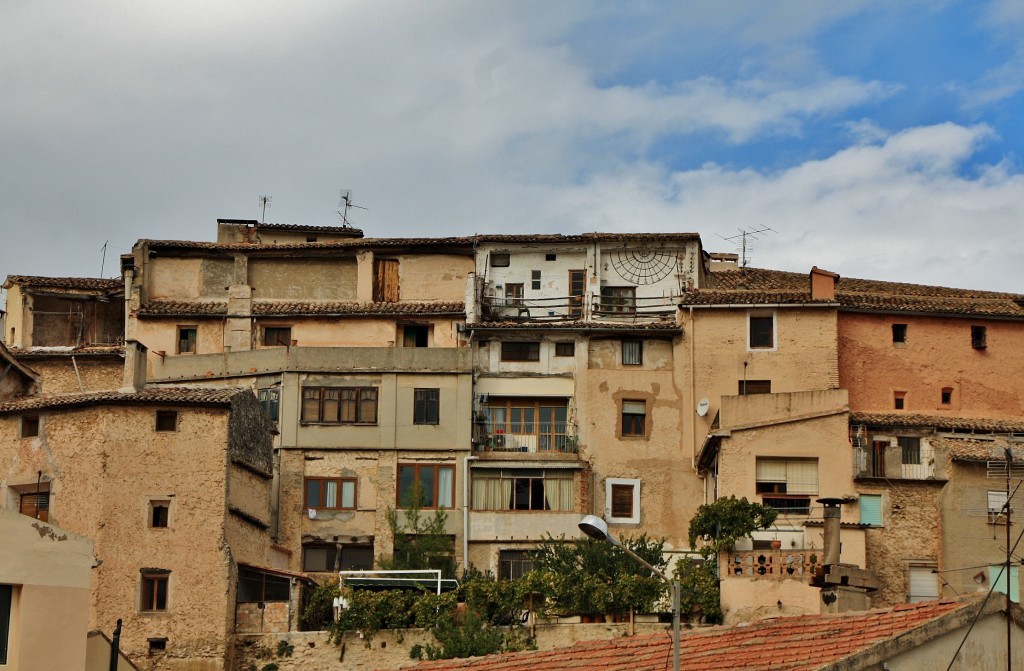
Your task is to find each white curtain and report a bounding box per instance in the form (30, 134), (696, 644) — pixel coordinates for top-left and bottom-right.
(438, 467), (454, 508)
(324, 480), (338, 508)
(340, 480), (355, 508)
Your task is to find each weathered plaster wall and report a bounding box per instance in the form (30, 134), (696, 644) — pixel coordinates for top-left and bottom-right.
(396, 255), (473, 302)
(884, 613), (1024, 670)
(27, 357), (123, 393)
(248, 258), (358, 300)
(150, 257), (235, 300)
(4, 283), (26, 346)
(839, 313), (1024, 418)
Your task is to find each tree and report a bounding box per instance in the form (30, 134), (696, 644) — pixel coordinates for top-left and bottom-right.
(687, 495), (778, 555)
(381, 489), (456, 578)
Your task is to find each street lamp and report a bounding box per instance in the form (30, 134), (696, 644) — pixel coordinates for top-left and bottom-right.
(578, 515), (680, 671)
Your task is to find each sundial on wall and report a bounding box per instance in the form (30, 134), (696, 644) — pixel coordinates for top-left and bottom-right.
(610, 248), (676, 285)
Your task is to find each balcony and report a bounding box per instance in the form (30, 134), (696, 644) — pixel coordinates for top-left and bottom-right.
(474, 424), (579, 455)
(724, 550), (819, 580)
(591, 294), (677, 321)
(481, 295), (584, 322)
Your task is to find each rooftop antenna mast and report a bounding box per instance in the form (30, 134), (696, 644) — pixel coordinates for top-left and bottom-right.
(336, 189), (368, 228)
(100, 240), (109, 278)
(717, 226), (775, 267)
(258, 195), (272, 224)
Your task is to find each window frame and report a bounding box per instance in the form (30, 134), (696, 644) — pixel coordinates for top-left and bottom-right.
(0, 584), (11, 665)
(149, 499), (171, 528)
(554, 341), (575, 357)
(414, 388), (441, 426)
(262, 325), (293, 347)
(755, 457), (818, 516)
(606, 477), (641, 524)
(622, 340), (643, 366)
(155, 410), (178, 432)
(892, 323), (908, 346)
(236, 566), (291, 603)
(140, 571), (170, 612)
(498, 550), (535, 581)
(302, 543), (375, 572)
(397, 463), (456, 510)
(940, 387), (953, 405)
(620, 399), (647, 437)
(988, 490), (1009, 524)
(738, 380), (772, 395)
(177, 325), (198, 354)
(489, 253), (510, 267)
(859, 493), (883, 527)
(894, 391), (906, 410)
(471, 469), (575, 512)
(500, 341), (540, 362)
(257, 388), (280, 423)
(601, 286), (637, 314)
(971, 325), (987, 349)
(20, 415), (39, 438)
(19, 488), (49, 522)
(748, 311), (776, 351)
(898, 437), (921, 465)
(301, 386), (379, 425)
(304, 476), (357, 510)
(504, 284), (525, 304)
(402, 324), (430, 347)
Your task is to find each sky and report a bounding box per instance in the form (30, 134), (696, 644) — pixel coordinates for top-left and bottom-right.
(2, 1), (1024, 292)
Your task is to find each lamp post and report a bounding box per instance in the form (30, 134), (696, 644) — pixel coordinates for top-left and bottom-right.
(578, 515), (680, 671)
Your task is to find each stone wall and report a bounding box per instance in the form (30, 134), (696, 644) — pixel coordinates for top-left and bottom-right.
(236, 602), (290, 635)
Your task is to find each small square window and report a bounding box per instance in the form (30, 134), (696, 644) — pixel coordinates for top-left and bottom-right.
(894, 392), (906, 410)
(739, 380), (772, 395)
(490, 253), (510, 267)
(898, 437), (920, 465)
(859, 494), (883, 526)
(500, 341), (540, 362)
(554, 342), (575, 357)
(499, 550), (535, 580)
(971, 325), (987, 349)
(749, 314), (775, 349)
(531, 270), (541, 290)
(545, 254), (557, 261)
(892, 324), (907, 345)
(403, 324), (429, 347)
(621, 400), (646, 437)
(622, 340), (643, 365)
(505, 284), (524, 304)
(941, 387), (953, 405)
(150, 500), (170, 528)
(177, 326), (197, 354)
(414, 388), (440, 425)
(155, 411), (178, 432)
(148, 638), (168, 654)
(141, 571), (169, 612)
(21, 415), (39, 438)
(263, 326), (292, 347)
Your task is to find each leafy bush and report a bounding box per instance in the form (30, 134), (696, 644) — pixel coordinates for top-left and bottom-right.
(688, 496), (778, 555)
(300, 580), (339, 631)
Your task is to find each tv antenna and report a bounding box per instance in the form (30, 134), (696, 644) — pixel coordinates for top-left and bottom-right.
(258, 195), (272, 224)
(336, 189), (368, 228)
(717, 226), (775, 267)
(100, 240), (109, 277)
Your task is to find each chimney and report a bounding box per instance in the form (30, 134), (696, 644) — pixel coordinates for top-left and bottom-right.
(120, 339), (148, 393)
(814, 497), (879, 614)
(809, 266), (839, 300)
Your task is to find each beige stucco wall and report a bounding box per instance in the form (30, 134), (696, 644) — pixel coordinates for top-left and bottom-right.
(24, 356), (123, 394)
(394, 255), (473, 302)
(247, 258), (358, 300)
(839, 313), (1024, 418)
(883, 612), (1024, 670)
(3, 284), (25, 347)
(0, 508), (94, 671)
(0, 404), (257, 670)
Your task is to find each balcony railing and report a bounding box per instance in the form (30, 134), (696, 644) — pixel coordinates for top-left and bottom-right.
(591, 295), (677, 319)
(479, 293), (678, 323)
(475, 423), (579, 454)
(724, 550), (819, 580)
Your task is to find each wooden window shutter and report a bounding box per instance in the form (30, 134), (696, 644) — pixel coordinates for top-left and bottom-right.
(374, 259), (400, 302)
(611, 484), (633, 518)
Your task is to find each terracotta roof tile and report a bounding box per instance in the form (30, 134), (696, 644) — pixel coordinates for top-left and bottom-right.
(851, 412), (1024, 434)
(255, 222), (363, 236)
(252, 301), (466, 316)
(0, 386), (249, 414)
(10, 345), (124, 358)
(136, 301), (227, 316)
(3, 275), (123, 291)
(936, 437), (1024, 463)
(399, 598), (979, 671)
(470, 320), (681, 332)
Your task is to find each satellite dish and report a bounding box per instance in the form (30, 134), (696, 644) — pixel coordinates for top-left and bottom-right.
(307, 508), (317, 519)
(696, 398), (710, 417)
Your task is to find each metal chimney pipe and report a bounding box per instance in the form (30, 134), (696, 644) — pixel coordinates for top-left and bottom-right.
(818, 498), (844, 566)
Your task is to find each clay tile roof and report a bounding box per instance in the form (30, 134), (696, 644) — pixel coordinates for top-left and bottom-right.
(691, 268), (1024, 317)
(3, 275), (123, 291)
(399, 597), (981, 671)
(140, 236), (477, 252)
(476, 232), (701, 244)
(10, 345), (125, 359)
(851, 412), (1024, 434)
(137, 301), (228, 316)
(471, 320), (681, 332)
(252, 301), (466, 316)
(256, 222), (364, 236)
(935, 437), (1024, 463)
(0, 386), (249, 414)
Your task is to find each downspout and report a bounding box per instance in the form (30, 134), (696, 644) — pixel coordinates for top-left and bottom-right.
(71, 355), (85, 392)
(463, 455), (478, 573)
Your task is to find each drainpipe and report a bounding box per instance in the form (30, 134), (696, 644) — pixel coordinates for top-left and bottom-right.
(108, 618), (122, 671)
(463, 455), (478, 573)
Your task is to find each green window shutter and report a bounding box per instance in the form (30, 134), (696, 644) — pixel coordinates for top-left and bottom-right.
(989, 565), (1020, 603)
(860, 494), (883, 526)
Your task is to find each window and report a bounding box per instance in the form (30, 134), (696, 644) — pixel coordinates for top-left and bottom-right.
(414, 388), (440, 425)
(755, 458), (818, 515)
(141, 571), (169, 611)
(236, 566), (290, 602)
(486, 398), (571, 452)
(531, 270), (541, 290)
(504, 283), (524, 304)
(601, 286), (636, 314)
(622, 340), (643, 365)
(398, 464), (455, 509)
(20, 415), (39, 438)
(971, 325), (987, 349)
(258, 388), (280, 423)
(898, 437), (920, 465)
(859, 494), (882, 526)
(302, 543), (374, 572)
(545, 254), (557, 261)
(569, 270), (586, 318)
(263, 326), (292, 347)
(908, 565), (939, 603)
(304, 477), (357, 510)
(894, 392), (906, 410)
(988, 490), (1009, 524)
(490, 253), (510, 267)
(989, 565), (1019, 602)
(606, 478), (640, 524)
(0, 584), (11, 664)
(19, 489), (48, 522)
(150, 500), (170, 528)
(499, 550), (535, 581)
(177, 326), (197, 354)
(748, 313), (775, 349)
(892, 324), (907, 345)
(301, 387), (378, 424)
(554, 342), (575, 357)
(149, 637), (168, 653)
(500, 341), (540, 362)
(471, 469), (574, 511)
(941, 387), (953, 405)
(403, 324), (429, 347)
(155, 410), (178, 432)
(373, 258), (400, 302)
(621, 400), (646, 437)
(738, 380), (772, 395)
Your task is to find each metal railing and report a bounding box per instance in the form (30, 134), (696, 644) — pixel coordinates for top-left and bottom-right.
(475, 423), (579, 454)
